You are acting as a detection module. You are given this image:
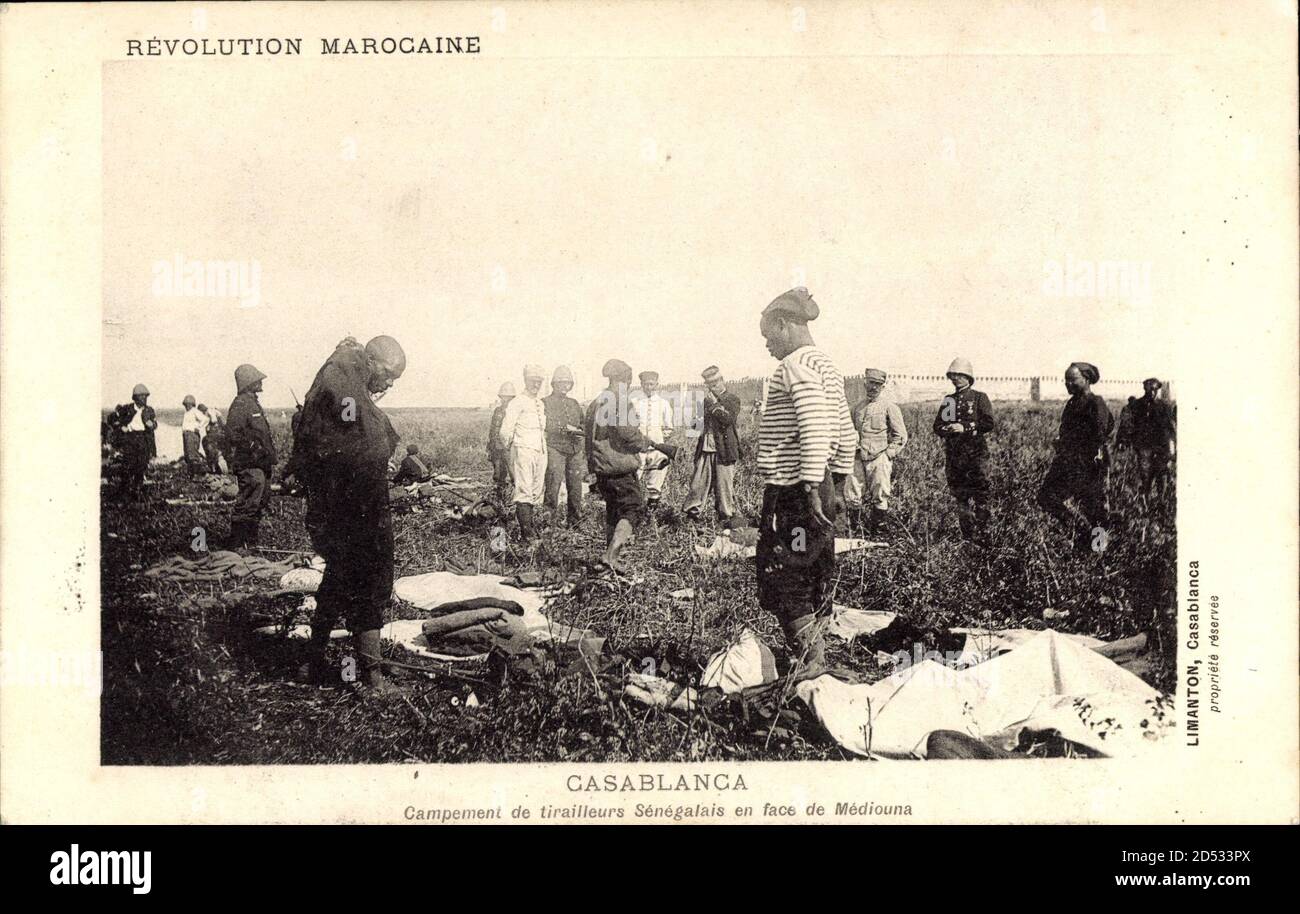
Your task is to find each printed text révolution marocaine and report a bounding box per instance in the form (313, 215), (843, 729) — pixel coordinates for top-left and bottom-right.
(126, 37), (481, 57)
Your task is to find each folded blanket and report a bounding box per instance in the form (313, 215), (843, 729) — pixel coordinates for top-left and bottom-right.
(421, 608), (533, 655)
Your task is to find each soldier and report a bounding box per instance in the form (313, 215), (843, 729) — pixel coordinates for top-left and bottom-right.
(497, 364), (548, 542)
(225, 364), (277, 548)
(180, 394), (208, 477)
(1126, 377), (1176, 497)
(197, 404), (223, 473)
(683, 365), (741, 526)
(755, 288), (856, 675)
(293, 336), (406, 693)
(630, 370), (675, 511)
(1038, 361), (1115, 551)
(846, 368), (908, 536)
(585, 359), (677, 572)
(487, 382), (515, 501)
(116, 383), (157, 499)
(391, 443), (431, 485)
(543, 365), (587, 527)
(933, 357), (995, 541)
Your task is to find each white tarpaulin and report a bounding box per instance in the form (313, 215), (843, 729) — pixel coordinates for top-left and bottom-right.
(394, 572), (551, 624)
(701, 628), (778, 693)
(795, 629), (1173, 759)
(829, 605), (897, 640)
(950, 627), (1104, 667)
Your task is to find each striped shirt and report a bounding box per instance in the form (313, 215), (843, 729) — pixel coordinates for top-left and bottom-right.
(758, 346), (857, 485)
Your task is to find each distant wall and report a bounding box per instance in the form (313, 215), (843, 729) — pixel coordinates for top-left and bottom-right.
(665, 373), (1174, 409)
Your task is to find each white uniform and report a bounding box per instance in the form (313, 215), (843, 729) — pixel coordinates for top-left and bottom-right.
(498, 392), (548, 505)
(631, 392), (674, 499)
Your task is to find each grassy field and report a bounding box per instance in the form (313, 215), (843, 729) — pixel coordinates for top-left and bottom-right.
(100, 398), (1175, 764)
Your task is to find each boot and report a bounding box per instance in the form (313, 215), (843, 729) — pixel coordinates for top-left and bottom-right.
(226, 520), (250, 550)
(956, 510), (974, 541)
(516, 503), (538, 542)
(784, 614), (827, 679)
(297, 615), (337, 684)
(863, 507), (883, 535)
(871, 507), (891, 540)
(354, 629), (398, 695)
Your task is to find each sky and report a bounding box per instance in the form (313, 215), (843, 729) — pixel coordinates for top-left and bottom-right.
(102, 32), (1234, 409)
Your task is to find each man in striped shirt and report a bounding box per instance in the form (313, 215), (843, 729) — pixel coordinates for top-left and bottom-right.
(756, 287), (857, 675)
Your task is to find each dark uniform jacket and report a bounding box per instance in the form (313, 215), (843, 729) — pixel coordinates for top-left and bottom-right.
(585, 388), (656, 477)
(392, 453), (430, 485)
(293, 341), (399, 487)
(933, 387), (995, 456)
(226, 391), (276, 473)
(695, 389), (743, 466)
(487, 403), (510, 458)
(543, 392), (586, 456)
(1127, 395), (1175, 450)
(1056, 391), (1115, 462)
(293, 341), (401, 557)
(110, 402), (157, 457)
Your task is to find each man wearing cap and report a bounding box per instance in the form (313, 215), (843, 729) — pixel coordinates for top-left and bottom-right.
(226, 363), (277, 548)
(1124, 377), (1176, 497)
(684, 365), (741, 525)
(585, 359), (678, 572)
(180, 394), (208, 477)
(392, 442), (431, 485)
(115, 383), (158, 498)
(846, 368), (908, 536)
(933, 358), (996, 541)
(1038, 362), (1115, 550)
(487, 382), (516, 501)
(498, 364), (548, 541)
(293, 335), (406, 694)
(630, 370), (675, 511)
(543, 365), (587, 526)
(197, 404), (224, 473)
(756, 288), (857, 674)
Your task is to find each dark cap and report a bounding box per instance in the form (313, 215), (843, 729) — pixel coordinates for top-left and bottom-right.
(762, 287), (819, 322)
(1143, 377), (1162, 389)
(1069, 361), (1101, 384)
(602, 359), (632, 380)
(638, 370), (659, 383)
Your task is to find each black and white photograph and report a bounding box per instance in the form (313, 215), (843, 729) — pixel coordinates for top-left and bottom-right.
(1, 0), (1295, 832)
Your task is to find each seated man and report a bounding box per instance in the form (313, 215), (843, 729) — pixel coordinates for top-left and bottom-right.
(392, 442), (431, 485)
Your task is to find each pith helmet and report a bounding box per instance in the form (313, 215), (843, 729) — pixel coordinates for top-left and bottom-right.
(553, 365), (574, 385)
(234, 363), (267, 393)
(498, 382), (517, 398)
(182, 395), (196, 408)
(132, 383), (150, 397)
(946, 357), (974, 381)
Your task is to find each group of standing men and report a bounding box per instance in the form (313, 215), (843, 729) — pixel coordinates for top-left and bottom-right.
(180, 396), (225, 476)
(486, 361), (746, 550)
